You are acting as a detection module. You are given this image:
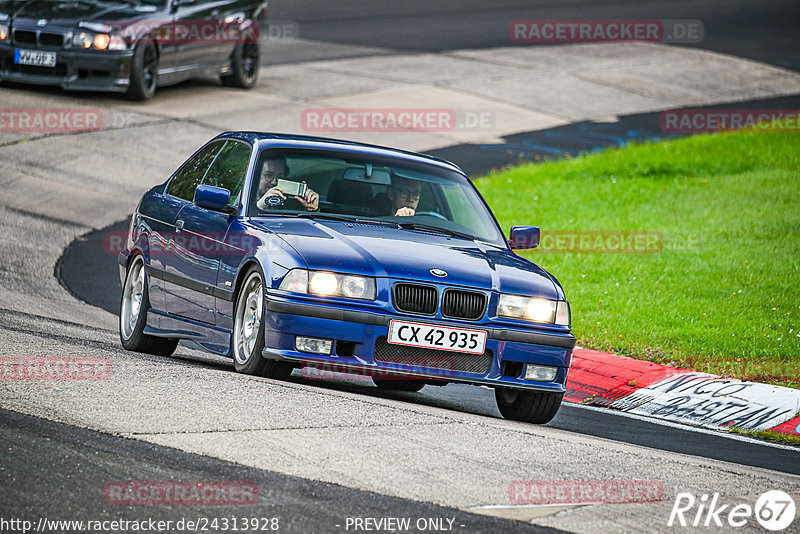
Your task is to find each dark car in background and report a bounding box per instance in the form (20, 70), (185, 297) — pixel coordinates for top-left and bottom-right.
(0, 0), (266, 99)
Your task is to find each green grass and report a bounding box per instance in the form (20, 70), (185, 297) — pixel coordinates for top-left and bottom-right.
(476, 129), (800, 387)
(729, 426), (800, 447)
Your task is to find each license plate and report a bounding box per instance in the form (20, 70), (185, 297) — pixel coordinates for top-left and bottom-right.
(388, 320), (487, 355)
(15, 49), (57, 67)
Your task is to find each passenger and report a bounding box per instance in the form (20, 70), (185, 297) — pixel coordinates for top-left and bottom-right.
(387, 175), (422, 217)
(256, 156), (319, 211)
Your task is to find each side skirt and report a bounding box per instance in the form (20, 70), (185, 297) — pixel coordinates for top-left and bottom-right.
(156, 61), (231, 87)
(144, 309), (232, 357)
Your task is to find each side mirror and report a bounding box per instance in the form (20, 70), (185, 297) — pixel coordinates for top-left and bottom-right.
(509, 225), (540, 249)
(194, 185), (234, 213)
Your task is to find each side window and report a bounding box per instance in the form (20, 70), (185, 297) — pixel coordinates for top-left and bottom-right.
(166, 140), (225, 201)
(203, 140), (251, 207)
(442, 183), (482, 232)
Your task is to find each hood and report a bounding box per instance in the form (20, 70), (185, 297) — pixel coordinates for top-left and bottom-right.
(10, 0), (154, 26)
(254, 218), (559, 300)
(0, 0), (30, 19)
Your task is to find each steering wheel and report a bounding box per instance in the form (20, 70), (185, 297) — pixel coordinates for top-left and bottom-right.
(261, 195), (285, 208)
(414, 210), (448, 221)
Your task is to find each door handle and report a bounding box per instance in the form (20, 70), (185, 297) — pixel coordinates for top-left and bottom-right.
(176, 219), (184, 230)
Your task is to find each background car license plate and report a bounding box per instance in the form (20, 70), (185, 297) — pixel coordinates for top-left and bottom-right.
(388, 320), (487, 354)
(15, 49), (57, 67)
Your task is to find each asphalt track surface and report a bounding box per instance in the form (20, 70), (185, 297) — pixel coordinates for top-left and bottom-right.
(6, 0), (800, 530)
(0, 409), (563, 533)
(266, 0), (800, 72)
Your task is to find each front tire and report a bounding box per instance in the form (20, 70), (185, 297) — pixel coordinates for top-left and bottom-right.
(221, 42), (259, 89)
(120, 256), (178, 356)
(127, 39), (158, 101)
(495, 388), (563, 424)
(232, 267), (293, 379)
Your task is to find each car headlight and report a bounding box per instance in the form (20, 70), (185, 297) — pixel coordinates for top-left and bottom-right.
(76, 31), (94, 48)
(74, 31), (126, 50)
(497, 294), (570, 326)
(279, 269), (376, 300)
(0, 23), (8, 41)
(93, 33), (110, 50)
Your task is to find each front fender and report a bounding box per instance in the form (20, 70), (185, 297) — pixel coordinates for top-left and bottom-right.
(215, 220), (308, 329)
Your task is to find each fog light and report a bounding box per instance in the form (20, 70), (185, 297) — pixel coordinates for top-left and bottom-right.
(525, 364), (558, 382)
(296, 336), (332, 355)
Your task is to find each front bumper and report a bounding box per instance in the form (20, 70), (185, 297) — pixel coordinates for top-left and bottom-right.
(0, 44), (133, 92)
(262, 295), (575, 393)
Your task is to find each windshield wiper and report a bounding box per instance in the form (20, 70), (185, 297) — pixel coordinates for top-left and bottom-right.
(296, 213), (401, 227)
(397, 222), (475, 241)
(296, 212), (358, 222)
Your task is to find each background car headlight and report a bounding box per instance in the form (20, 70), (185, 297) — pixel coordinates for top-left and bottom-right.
(74, 31), (125, 50)
(76, 31), (93, 48)
(93, 33), (110, 50)
(498, 294), (570, 325)
(0, 23), (8, 41)
(279, 269), (376, 300)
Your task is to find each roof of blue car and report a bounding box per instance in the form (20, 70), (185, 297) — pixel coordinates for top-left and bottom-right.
(213, 131), (466, 176)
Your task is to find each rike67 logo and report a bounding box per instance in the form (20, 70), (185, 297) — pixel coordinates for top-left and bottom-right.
(669, 490), (796, 531)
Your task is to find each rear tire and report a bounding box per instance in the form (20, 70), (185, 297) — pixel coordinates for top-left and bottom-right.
(372, 378), (425, 392)
(495, 388), (563, 424)
(221, 42), (259, 89)
(127, 39), (158, 101)
(119, 256), (178, 356)
(232, 267), (293, 379)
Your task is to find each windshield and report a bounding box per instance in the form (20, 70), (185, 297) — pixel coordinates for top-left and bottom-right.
(249, 150), (505, 247)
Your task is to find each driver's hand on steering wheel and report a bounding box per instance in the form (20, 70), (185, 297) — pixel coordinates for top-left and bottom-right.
(264, 186), (286, 200)
(257, 186), (286, 210)
(394, 207), (415, 217)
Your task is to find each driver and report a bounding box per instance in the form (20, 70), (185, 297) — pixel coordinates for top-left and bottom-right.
(387, 175), (422, 217)
(256, 156), (319, 211)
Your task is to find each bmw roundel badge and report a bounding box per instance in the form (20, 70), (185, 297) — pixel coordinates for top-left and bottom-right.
(430, 268), (447, 277)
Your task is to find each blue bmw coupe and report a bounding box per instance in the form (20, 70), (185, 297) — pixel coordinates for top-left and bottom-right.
(119, 132), (575, 423)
